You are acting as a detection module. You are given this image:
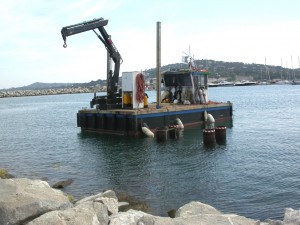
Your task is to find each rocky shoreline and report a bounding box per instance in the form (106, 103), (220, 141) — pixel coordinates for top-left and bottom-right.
(0, 87), (100, 98)
(1, 175), (299, 225)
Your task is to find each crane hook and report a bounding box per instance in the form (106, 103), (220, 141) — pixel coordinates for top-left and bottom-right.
(63, 42), (67, 48)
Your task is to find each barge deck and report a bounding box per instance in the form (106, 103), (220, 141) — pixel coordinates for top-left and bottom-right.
(77, 102), (233, 136)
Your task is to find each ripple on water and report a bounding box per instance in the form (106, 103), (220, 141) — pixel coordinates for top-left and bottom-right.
(1, 87), (300, 220)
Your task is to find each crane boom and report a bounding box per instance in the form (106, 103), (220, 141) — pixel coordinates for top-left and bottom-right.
(61, 18), (123, 109)
(61, 18), (109, 45)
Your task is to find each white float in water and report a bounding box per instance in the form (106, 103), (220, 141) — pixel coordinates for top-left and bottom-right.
(207, 114), (215, 123)
(175, 118), (184, 129)
(206, 113), (215, 129)
(141, 123), (154, 138)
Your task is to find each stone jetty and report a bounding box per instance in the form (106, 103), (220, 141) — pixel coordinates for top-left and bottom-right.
(0, 177), (299, 225)
(0, 87), (101, 98)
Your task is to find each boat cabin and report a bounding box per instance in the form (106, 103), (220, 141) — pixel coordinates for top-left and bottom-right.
(161, 69), (209, 104)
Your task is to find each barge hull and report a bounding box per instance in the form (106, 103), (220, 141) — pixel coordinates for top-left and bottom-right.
(77, 102), (233, 136)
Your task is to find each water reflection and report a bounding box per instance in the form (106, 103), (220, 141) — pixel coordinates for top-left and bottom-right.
(2, 86), (300, 220)
(76, 126), (231, 215)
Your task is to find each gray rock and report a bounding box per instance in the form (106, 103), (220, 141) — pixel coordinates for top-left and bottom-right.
(109, 209), (148, 225)
(52, 178), (73, 189)
(225, 214), (260, 225)
(138, 213), (259, 225)
(137, 201), (259, 225)
(283, 208), (300, 225)
(137, 214), (174, 225)
(116, 191), (150, 212)
(27, 201), (109, 225)
(175, 201), (222, 217)
(0, 178), (72, 225)
(102, 190), (118, 200)
(75, 192), (105, 206)
(74, 190), (118, 206)
(0, 177), (288, 225)
(261, 220), (283, 225)
(95, 197), (119, 215)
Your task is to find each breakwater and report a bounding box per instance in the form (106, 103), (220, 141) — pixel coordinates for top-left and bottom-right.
(0, 87), (99, 98)
(1, 177), (298, 225)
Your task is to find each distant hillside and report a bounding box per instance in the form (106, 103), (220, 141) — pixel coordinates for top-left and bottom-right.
(4, 80), (107, 91)
(145, 59), (300, 81)
(3, 59), (299, 90)
(21, 82), (73, 90)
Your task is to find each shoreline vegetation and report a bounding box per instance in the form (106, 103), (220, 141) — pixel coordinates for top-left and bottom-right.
(1, 58), (299, 99)
(0, 169), (298, 225)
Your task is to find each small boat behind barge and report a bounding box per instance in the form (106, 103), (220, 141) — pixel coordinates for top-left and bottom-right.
(77, 69), (233, 136)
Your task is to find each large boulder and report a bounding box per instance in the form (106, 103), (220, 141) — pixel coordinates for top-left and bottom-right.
(283, 208), (300, 225)
(175, 201), (222, 217)
(138, 213), (259, 225)
(27, 200), (109, 225)
(136, 201), (259, 225)
(0, 178), (72, 225)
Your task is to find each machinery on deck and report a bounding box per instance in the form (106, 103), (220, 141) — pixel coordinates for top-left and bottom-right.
(61, 18), (123, 109)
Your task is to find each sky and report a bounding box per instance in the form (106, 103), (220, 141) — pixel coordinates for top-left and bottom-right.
(1, 0), (300, 89)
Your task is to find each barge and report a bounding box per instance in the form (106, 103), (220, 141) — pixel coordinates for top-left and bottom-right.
(77, 101), (232, 136)
(61, 18), (233, 136)
(77, 69), (232, 136)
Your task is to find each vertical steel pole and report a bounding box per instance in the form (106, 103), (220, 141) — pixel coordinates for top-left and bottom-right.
(106, 34), (113, 99)
(107, 35), (112, 81)
(156, 22), (161, 108)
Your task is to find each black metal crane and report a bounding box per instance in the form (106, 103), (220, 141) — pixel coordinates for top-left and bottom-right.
(61, 18), (123, 109)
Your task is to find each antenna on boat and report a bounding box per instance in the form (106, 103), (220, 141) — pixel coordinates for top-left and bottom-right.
(182, 46), (195, 70)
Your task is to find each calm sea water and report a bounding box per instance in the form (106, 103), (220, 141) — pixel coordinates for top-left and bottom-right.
(0, 85), (299, 220)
